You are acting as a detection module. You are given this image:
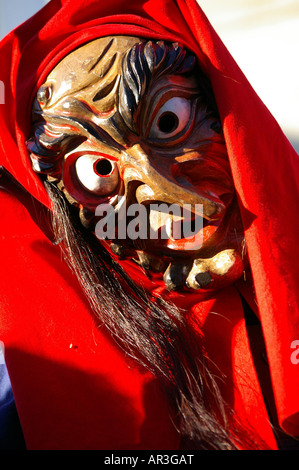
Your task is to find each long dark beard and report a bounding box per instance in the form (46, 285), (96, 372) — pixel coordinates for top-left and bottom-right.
(45, 181), (263, 450)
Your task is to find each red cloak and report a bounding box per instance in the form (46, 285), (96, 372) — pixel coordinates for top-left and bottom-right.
(0, 0), (298, 450)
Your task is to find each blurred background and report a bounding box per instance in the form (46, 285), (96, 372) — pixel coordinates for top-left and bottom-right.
(0, 0), (298, 151)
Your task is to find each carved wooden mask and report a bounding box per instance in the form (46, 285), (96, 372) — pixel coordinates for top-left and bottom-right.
(27, 36), (246, 292)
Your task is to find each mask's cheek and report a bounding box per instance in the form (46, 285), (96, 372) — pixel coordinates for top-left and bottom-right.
(171, 152), (235, 209)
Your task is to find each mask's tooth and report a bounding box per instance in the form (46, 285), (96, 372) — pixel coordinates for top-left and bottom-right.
(110, 242), (135, 259)
(195, 271), (212, 287)
(185, 259), (209, 290)
(137, 251), (167, 273)
(79, 207), (95, 229)
(165, 216), (174, 240)
(163, 260), (193, 291)
(149, 207), (164, 233)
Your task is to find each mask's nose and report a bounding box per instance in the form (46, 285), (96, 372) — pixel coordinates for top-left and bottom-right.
(119, 143), (225, 220)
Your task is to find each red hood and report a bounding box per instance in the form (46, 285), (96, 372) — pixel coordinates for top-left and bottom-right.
(0, 0), (299, 438)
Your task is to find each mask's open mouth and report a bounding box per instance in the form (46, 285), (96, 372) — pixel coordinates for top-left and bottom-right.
(102, 196), (245, 293)
(132, 201), (221, 254)
(99, 191), (222, 253)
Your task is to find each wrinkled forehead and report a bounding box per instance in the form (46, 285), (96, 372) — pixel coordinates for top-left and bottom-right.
(36, 36), (143, 108)
(32, 34), (200, 142)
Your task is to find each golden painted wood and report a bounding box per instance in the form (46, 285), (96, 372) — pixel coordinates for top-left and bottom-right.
(27, 36), (246, 292)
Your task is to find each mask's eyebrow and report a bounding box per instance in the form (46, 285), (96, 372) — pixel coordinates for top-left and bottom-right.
(26, 120), (86, 176)
(41, 104), (125, 148)
(119, 40), (196, 132)
(27, 107), (126, 177)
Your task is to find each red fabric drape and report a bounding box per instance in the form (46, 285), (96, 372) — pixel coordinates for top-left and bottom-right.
(0, 0), (298, 449)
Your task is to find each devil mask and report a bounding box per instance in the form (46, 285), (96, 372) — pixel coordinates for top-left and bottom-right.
(27, 35), (246, 292)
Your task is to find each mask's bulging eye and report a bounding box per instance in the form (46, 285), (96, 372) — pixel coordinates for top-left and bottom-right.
(75, 155), (119, 195)
(148, 97), (192, 141)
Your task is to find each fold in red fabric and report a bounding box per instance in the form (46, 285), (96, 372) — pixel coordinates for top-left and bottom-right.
(0, 0), (298, 449)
